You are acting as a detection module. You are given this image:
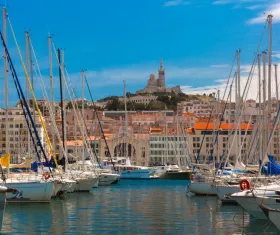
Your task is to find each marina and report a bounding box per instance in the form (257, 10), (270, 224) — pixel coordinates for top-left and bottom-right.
(1, 180), (279, 235)
(0, 1), (279, 234)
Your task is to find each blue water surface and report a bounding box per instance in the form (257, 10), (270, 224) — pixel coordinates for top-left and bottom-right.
(1, 180), (280, 234)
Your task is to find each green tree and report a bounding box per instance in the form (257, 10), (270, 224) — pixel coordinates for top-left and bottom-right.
(105, 98), (124, 110)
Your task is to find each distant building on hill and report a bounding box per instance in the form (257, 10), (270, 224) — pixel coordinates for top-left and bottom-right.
(119, 95), (158, 105)
(136, 59), (182, 94)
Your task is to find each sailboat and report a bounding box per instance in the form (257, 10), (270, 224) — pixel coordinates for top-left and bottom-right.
(102, 81), (157, 179)
(228, 15), (280, 217)
(260, 204), (280, 230)
(42, 47), (99, 192)
(0, 9), (55, 202)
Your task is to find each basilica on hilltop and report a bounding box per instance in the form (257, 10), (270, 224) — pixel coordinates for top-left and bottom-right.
(136, 60), (182, 94)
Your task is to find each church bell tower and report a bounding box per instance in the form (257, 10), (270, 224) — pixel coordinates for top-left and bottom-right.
(157, 59), (165, 87)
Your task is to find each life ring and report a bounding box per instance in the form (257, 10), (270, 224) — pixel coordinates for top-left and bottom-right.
(190, 174), (195, 181)
(43, 172), (51, 181)
(239, 179), (250, 191)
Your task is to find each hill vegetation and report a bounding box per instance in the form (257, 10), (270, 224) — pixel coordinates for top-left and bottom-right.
(102, 92), (214, 111)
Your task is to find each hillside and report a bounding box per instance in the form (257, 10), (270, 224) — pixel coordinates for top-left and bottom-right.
(99, 92), (215, 111)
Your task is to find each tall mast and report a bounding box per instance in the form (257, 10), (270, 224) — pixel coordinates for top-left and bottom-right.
(164, 111), (168, 164)
(48, 35), (55, 151)
(217, 89), (220, 163)
(61, 50), (67, 166)
(3, 8), (8, 156)
(82, 70), (85, 168)
(275, 64), (279, 101)
(275, 63), (279, 158)
(58, 49), (65, 168)
(267, 15), (273, 150)
(28, 33), (35, 127)
(123, 80), (128, 158)
(237, 49), (241, 104)
(258, 54), (262, 163)
(228, 74), (234, 160)
(176, 110), (181, 167)
(236, 49), (241, 165)
(262, 51), (267, 153)
(235, 61), (238, 108)
(25, 31), (31, 159)
(74, 110), (77, 158)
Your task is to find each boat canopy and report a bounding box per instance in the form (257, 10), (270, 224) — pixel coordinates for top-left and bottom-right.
(263, 155), (280, 175)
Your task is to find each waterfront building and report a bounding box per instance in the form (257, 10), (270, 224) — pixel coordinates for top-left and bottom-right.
(65, 137), (101, 162)
(149, 127), (189, 167)
(97, 133), (151, 166)
(0, 107), (47, 163)
(186, 120), (253, 164)
(178, 100), (214, 117)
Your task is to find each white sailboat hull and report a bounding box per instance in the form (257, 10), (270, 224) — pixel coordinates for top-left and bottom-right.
(6, 181), (53, 202)
(75, 177), (98, 192)
(188, 182), (217, 196)
(64, 180), (76, 193)
(216, 185), (240, 203)
(99, 173), (120, 186)
(119, 169), (156, 179)
(52, 180), (63, 197)
(268, 210), (280, 230)
(231, 184), (280, 219)
(233, 196), (268, 219)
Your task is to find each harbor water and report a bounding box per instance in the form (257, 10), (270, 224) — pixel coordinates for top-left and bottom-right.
(1, 180), (279, 234)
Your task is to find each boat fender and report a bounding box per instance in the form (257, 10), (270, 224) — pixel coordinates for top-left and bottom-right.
(43, 172), (51, 181)
(190, 174), (195, 181)
(239, 179), (250, 191)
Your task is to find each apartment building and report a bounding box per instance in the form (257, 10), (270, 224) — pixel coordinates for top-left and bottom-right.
(187, 121), (254, 164)
(177, 100), (215, 117)
(0, 107), (47, 164)
(148, 126), (191, 166)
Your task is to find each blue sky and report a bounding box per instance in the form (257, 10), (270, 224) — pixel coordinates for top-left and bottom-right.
(1, 0), (280, 105)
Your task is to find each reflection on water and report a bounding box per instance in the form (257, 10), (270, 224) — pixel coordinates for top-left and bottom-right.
(1, 180), (280, 234)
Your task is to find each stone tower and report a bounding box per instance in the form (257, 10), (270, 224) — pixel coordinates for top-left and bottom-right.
(157, 59), (165, 87)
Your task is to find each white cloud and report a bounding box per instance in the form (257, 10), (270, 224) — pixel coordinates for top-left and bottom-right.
(212, 0), (232, 5)
(246, 5), (263, 10)
(163, 0), (190, 7)
(211, 64), (229, 68)
(213, 0), (265, 6)
(248, 3), (280, 24)
(273, 53), (280, 59)
(182, 63), (280, 102)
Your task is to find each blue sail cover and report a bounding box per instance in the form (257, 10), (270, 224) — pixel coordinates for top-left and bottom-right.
(263, 155), (280, 175)
(31, 161), (38, 172)
(31, 158), (56, 172)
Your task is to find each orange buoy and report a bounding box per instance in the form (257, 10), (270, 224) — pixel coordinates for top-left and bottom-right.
(43, 172), (51, 181)
(239, 179), (250, 191)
